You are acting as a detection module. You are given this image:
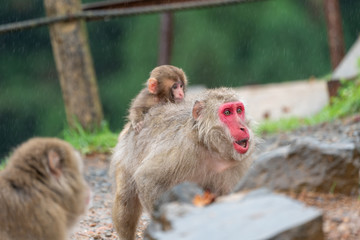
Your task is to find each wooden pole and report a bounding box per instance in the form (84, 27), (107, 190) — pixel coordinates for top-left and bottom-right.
(324, 0), (345, 70)
(158, 12), (173, 65)
(43, 0), (103, 131)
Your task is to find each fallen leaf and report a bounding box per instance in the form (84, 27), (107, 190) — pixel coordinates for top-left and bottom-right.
(192, 191), (216, 207)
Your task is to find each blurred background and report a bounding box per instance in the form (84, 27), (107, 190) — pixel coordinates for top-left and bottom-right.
(0, 0), (359, 159)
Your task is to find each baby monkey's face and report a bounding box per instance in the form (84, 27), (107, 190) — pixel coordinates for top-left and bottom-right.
(171, 80), (184, 103)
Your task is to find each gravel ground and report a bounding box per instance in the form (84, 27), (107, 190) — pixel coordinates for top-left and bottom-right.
(70, 154), (115, 240)
(70, 154), (149, 240)
(71, 115), (360, 240)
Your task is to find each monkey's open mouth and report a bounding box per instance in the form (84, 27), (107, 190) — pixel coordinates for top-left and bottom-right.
(235, 139), (248, 148)
(233, 138), (249, 154)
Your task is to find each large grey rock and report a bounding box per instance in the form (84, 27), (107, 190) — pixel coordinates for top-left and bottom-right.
(235, 137), (360, 195)
(151, 182), (204, 229)
(145, 189), (324, 240)
(154, 182), (204, 208)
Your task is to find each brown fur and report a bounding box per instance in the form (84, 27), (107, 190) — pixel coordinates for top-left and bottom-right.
(127, 65), (188, 132)
(0, 138), (89, 240)
(111, 88), (255, 240)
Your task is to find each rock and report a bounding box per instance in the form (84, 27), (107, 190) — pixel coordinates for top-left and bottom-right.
(150, 182), (204, 231)
(145, 188), (324, 240)
(154, 182), (204, 209)
(235, 137), (360, 195)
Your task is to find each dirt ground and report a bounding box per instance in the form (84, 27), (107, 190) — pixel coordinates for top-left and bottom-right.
(286, 191), (360, 240)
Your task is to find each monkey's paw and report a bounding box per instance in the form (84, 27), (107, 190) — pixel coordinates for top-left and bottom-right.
(133, 121), (144, 133)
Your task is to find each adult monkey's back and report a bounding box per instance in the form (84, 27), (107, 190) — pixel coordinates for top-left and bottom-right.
(111, 88), (256, 240)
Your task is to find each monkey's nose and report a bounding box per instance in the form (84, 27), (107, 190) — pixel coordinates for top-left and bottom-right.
(239, 126), (248, 135)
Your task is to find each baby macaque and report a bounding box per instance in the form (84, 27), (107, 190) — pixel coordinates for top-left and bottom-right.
(0, 137), (90, 240)
(128, 65), (188, 132)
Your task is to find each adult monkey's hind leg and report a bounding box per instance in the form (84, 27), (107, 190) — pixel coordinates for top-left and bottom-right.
(112, 168), (142, 240)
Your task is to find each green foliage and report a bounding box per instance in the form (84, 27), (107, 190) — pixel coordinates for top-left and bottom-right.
(255, 117), (303, 135)
(172, 0), (330, 87)
(62, 121), (118, 155)
(257, 78), (360, 135)
(321, 79), (360, 119)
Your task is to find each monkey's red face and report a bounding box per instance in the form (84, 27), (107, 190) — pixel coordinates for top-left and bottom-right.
(171, 80), (184, 103)
(218, 101), (250, 154)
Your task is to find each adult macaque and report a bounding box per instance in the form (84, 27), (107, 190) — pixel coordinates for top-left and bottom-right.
(111, 88), (255, 240)
(128, 65), (188, 132)
(0, 138), (90, 240)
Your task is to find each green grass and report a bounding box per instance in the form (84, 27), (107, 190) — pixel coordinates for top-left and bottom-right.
(256, 77), (360, 135)
(62, 121), (118, 155)
(329, 181), (337, 194)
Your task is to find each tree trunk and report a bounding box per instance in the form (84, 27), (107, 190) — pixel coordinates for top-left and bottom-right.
(44, 0), (103, 131)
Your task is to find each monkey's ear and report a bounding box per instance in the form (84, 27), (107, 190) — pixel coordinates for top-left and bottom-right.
(148, 78), (158, 94)
(48, 150), (62, 178)
(192, 101), (204, 120)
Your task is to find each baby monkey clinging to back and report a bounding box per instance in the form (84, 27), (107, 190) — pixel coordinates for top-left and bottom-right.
(128, 65), (188, 132)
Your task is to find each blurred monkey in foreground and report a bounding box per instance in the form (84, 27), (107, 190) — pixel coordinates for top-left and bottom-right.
(112, 88), (255, 240)
(128, 65), (188, 132)
(0, 137), (90, 240)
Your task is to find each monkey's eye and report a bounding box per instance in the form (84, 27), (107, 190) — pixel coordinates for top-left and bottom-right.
(236, 107), (242, 114)
(224, 109), (231, 116)
(172, 84), (178, 89)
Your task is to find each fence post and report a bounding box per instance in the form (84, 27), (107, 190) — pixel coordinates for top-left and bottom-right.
(43, 0), (103, 131)
(158, 12), (174, 65)
(324, 0), (345, 70)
